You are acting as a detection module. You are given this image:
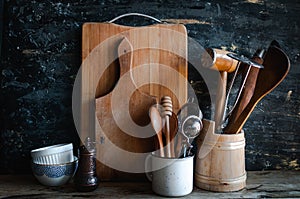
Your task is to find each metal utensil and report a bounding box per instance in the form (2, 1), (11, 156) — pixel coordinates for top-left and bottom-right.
(181, 115), (203, 157)
(176, 98), (203, 157)
(177, 97), (203, 122)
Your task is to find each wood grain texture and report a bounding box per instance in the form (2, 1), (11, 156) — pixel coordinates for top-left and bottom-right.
(214, 71), (227, 131)
(81, 23), (187, 180)
(0, 172), (299, 198)
(195, 119), (246, 192)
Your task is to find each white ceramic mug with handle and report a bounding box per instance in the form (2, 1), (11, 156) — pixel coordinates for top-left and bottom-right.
(145, 153), (194, 197)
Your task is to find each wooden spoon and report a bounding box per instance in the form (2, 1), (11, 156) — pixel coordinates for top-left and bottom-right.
(149, 106), (165, 157)
(223, 45), (290, 134)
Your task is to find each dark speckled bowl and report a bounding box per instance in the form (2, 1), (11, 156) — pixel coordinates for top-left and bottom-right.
(31, 156), (78, 186)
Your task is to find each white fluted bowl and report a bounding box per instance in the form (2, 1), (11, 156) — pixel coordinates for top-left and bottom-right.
(31, 143), (74, 164)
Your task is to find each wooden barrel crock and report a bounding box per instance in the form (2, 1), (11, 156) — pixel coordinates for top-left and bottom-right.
(195, 119), (246, 192)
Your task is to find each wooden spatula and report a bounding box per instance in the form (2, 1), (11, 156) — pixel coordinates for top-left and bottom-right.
(223, 45), (290, 134)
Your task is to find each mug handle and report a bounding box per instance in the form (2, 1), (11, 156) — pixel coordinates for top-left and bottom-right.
(145, 154), (152, 182)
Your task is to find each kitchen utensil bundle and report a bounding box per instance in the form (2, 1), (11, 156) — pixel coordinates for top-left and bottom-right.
(149, 97), (204, 158)
(147, 97), (199, 197)
(195, 41), (290, 192)
(205, 41), (289, 134)
(224, 42), (290, 133)
(148, 98), (198, 197)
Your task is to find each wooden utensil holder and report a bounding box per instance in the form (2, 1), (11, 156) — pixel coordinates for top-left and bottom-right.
(195, 119), (246, 192)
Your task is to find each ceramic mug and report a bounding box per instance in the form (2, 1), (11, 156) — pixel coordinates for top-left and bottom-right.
(145, 153), (194, 197)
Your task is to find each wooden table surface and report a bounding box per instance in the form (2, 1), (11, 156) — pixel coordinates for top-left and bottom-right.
(0, 171), (299, 198)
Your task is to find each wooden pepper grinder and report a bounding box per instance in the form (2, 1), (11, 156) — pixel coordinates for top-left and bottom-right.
(74, 137), (99, 192)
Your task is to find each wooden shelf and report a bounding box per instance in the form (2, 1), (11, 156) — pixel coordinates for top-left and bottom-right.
(0, 171), (299, 198)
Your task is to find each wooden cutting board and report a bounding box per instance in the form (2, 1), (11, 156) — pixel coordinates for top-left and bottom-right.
(81, 22), (188, 181)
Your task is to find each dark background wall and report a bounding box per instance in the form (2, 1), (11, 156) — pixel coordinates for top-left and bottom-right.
(0, 0), (299, 174)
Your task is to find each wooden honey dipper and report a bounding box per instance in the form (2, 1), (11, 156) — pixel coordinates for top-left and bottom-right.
(161, 96), (173, 158)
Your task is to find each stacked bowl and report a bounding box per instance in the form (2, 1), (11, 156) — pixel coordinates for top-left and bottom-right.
(31, 143), (78, 186)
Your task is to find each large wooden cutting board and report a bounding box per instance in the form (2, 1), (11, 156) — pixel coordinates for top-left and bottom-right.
(81, 22), (188, 181)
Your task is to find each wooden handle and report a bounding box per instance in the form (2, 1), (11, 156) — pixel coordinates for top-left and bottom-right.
(169, 112), (178, 158)
(175, 133), (184, 158)
(214, 71), (227, 131)
(224, 54), (264, 134)
(149, 106), (165, 157)
(157, 130), (165, 157)
(161, 96), (172, 158)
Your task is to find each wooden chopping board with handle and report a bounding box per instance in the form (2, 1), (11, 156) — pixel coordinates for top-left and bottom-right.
(81, 22), (188, 181)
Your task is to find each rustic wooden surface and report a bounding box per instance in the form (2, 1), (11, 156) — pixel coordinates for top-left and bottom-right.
(0, 171), (299, 198)
(0, 0), (299, 173)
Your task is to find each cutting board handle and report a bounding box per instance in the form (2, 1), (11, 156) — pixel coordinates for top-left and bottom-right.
(108, 13), (162, 24)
